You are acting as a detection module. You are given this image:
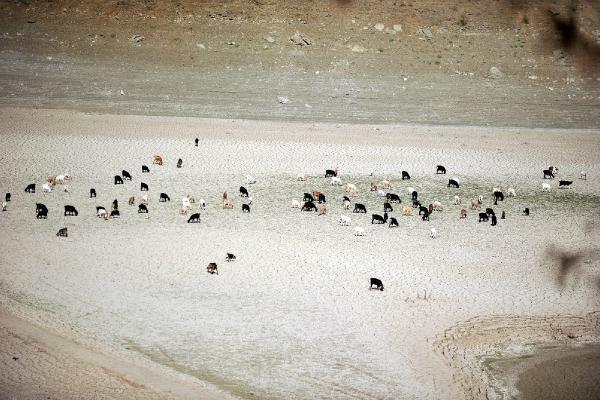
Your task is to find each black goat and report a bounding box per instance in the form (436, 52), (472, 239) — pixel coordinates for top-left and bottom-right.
(325, 169), (337, 177)
(447, 179), (460, 188)
(422, 209), (430, 221)
(226, 253), (236, 262)
(419, 206), (429, 216)
(372, 212), (388, 224)
(402, 171), (411, 180)
(110, 209), (120, 218)
(142, 165), (150, 173)
(543, 169), (555, 179)
(386, 193), (401, 203)
(140, 182), (148, 191)
(478, 212), (489, 222)
(318, 193), (326, 204)
(383, 202), (393, 212)
(369, 278), (384, 291)
(25, 184), (35, 193)
(523, 208), (530, 216)
(159, 193), (170, 202)
(493, 191), (504, 205)
(90, 188), (96, 198)
(436, 165), (446, 174)
(64, 205), (78, 216)
(353, 203), (367, 213)
(122, 170), (132, 180)
(114, 175), (123, 185)
(302, 201), (318, 212)
(389, 217), (399, 228)
(303, 193), (314, 202)
(138, 204), (148, 213)
(491, 215), (497, 226)
(412, 191), (418, 201)
(5, 193), (10, 202)
(187, 213), (201, 223)
(486, 208), (495, 216)
(56, 227), (68, 237)
(240, 186), (249, 197)
(242, 204), (250, 213)
(559, 180), (573, 188)
(177, 158), (183, 168)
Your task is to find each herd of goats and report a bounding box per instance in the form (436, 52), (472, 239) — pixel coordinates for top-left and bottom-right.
(0, 151), (586, 282)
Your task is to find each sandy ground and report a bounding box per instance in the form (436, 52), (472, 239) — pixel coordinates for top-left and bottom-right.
(0, 107), (599, 399)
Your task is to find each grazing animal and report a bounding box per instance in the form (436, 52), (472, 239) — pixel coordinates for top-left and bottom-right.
(47, 176), (57, 186)
(422, 209), (430, 221)
(36, 203), (48, 219)
(543, 169), (555, 179)
(199, 199), (206, 209)
(177, 158), (183, 168)
(246, 175), (256, 184)
(460, 208), (467, 219)
(110, 209), (120, 218)
(303, 192), (314, 202)
(138, 204), (148, 213)
(542, 183), (551, 192)
(318, 193), (326, 204)
(559, 180), (573, 188)
(195, 138), (199, 147)
(453, 195), (460, 205)
(5, 193), (10, 202)
(432, 201), (443, 211)
(296, 173), (307, 181)
(507, 188), (516, 197)
(56, 227), (68, 237)
(383, 202), (393, 212)
(140, 182), (148, 191)
(501, 211), (506, 219)
(353, 203), (367, 213)
(402, 171), (411, 180)
(90, 188), (96, 198)
(402, 206), (413, 216)
(381, 180), (392, 190)
(142, 165), (150, 173)
(112, 199), (118, 210)
(436, 165), (446, 174)
(330, 177), (342, 185)
(491, 215), (497, 226)
(430, 228), (437, 238)
(128, 196), (135, 205)
(419, 205), (429, 216)
(179, 207), (189, 215)
(485, 208), (495, 216)
(478, 212), (489, 222)
(25, 184), (35, 193)
(389, 217), (399, 228)
(447, 179), (460, 188)
(291, 199), (301, 208)
(386, 193), (401, 203)
(343, 199), (351, 210)
(372, 212), (388, 224)
(354, 227), (366, 236)
(580, 171), (587, 180)
(339, 215), (351, 226)
(346, 183), (358, 193)
(1, 201), (6, 211)
(470, 199), (482, 210)
(114, 175), (124, 185)
(242, 204), (251, 213)
(226, 253), (236, 262)
(412, 191), (418, 202)
(412, 199), (421, 208)
(159, 193), (170, 202)
(207, 263), (218, 275)
(370, 182), (378, 191)
(302, 201), (318, 212)
(141, 195), (149, 204)
(493, 191), (504, 205)
(343, 195), (351, 202)
(96, 206), (107, 216)
(187, 213), (201, 223)
(223, 199), (234, 209)
(523, 208), (530, 216)
(369, 278), (384, 291)
(122, 170), (132, 180)
(42, 183), (53, 193)
(64, 205), (78, 216)
(56, 175), (71, 184)
(312, 191), (322, 201)
(318, 205), (327, 215)
(376, 189), (386, 197)
(153, 155), (163, 165)
(548, 166), (559, 175)
(325, 168), (338, 177)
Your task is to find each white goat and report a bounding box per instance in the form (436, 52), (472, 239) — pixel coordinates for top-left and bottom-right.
(2, 201), (6, 211)
(182, 196), (191, 210)
(246, 175), (256, 184)
(354, 226), (366, 236)
(141, 194), (150, 204)
(453, 195), (460, 205)
(343, 199), (351, 210)
(507, 188), (516, 197)
(377, 189), (386, 197)
(346, 183), (357, 193)
(97, 208), (108, 219)
(339, 215), (351, 226)
(542, 183), (551, 192)
(432, 201), (443, 211)
(199, 198), (206, 209)
(297, 173), (307, 181)
(330, 177), (342, 185)
(42, 183), (53, 193)
(291, 199), (301, 208)
(381, 180), (392, 189)
(430, 228), (437, 239)
(580, 171), (587, 180)
(56, 174), (71, 184)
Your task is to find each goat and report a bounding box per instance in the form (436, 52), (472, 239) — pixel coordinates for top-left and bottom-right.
(207, 263), (218, 275)
(543, 169), (554, 179)
(377, 189), (386, 197)
(559, 180), (573, 188)
(291, 199), (301, 208)
(422, 209), (430, 221)
(372, 212), (388, 224)
(432, 201), (443, 211)
(389, 217), (399, 228)
(128, 196), (135, 205)
(317, 193), (326, 204)
(470, 199), (482, 210)
(460, 208), (467, 219)
(110, 209), (120, 218)
(580, 171), (587, 180)
(195, 138), (199, 146)
(507, 188), (516, 197)
(353, 203), (367, 213)
(64, 205), (78, 216)
(141, 195), (149, 204)
(485, 207), (495, 216)
(412, 199), (421, 208)
(339, 215), (352, 226)
(242, 204), (251, 213)
(453, 195), (460, 205)
(199, 198), (206, 209)
(311, 192), (320, 202)
(325, 168), (338, 177)
(188, 213), (201, 223)
(141, 182), (148, 191)
(447, 179), (460, 188)
(369, 278), (384, 291)
(402, 206), (413, 216)
(138, 204), (148, 213)
(346, 183), (358, 193)
(177, 158), (183, 168)
(47, 176), (57, 186)
(386, 193), (401, 203)
(114, 175), (124, 185)
(301, 201), (318, 212)
(159, 193), (170, 202)
(25, 184), (35, 193)
(226, 253), (236, 262)
(542, 183), (551, 192)
(122, 170), (132, 180)
(142, 165), (150, 173)
(548, 166), (559, 175)
(303, 192), (314, 202)
(111, 199), (118, 210)
(383, 202), (393, 212)
(36, 203), (48, 219)
(56, 175), (71, 184)
(493, 191), (504, 205)
(419, 205), (429, 216)
(223, 199), (234, 209)
(246, 175), (256, 184)
(436, 165), (446, 174)
(96, 206), (107, 217)
(412, 191), (418, 202)
(56, 227), (68, 237)
(402, 171), (410, 180)
(407, 187), (416, 196)
(354, 227), (366, 236)
(491, 215), (497, 226)
(478, 212), (489, 222)
(343, 199), (351, 210)
(42, 182), (53, 193)
(153, 155), (163, 165)
(330, 177), (342, 185)
(297, 173), (307, 181)
(318, 205), (327, 215)
(1, 201), (6, 211)
(381, 180), (392, 190)
(370, 182), (378, 191)
(428, 203), (433, 214)
(5, 193), (10, 202)
(501, 211), (506, 219)
(523, 207), (530, 216)
(90, 188), (97, 198)
(430, 228), (437, 238)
